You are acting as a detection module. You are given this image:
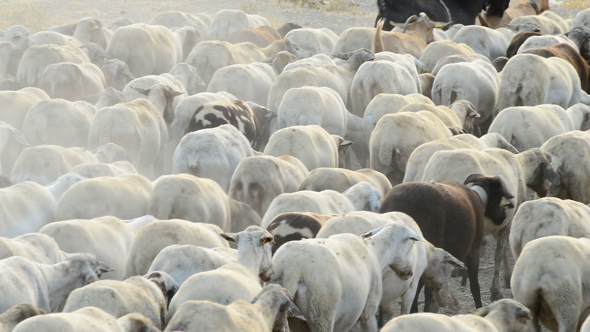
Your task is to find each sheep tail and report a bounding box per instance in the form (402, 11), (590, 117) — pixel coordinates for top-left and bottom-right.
(373, 19), (385, 53)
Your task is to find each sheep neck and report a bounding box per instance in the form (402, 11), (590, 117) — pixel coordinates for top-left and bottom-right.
(37, 260), (84, 312)
(366, 239), (392, 271)
(46, 179), (72, 201)
(236, 245), (260, 276)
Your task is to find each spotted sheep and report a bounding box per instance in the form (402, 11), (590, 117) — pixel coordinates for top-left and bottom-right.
(186, 100), (274, 151)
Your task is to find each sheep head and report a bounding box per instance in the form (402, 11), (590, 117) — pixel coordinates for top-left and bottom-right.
(464, 174), (514, 226)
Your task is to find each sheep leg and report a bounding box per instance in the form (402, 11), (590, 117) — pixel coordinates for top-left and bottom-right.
(490, 227), (508, 301)
(423, 287), (435, 312)
(466, 253), (483, 308)
(410, 278), (425, 313)
(501, 239), (513, 289)
(400, 279), (420, 315)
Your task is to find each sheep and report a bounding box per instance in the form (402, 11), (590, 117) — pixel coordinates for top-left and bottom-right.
(209, 9), (269, 41)
(333, 27), (375, 54)
(87, 98), (169, 177)
(349, 59), (421, 118)
(106, 24), (182, 78)
(373, 13), (436, 59)
(172, 26), (201, 61)
(12, 306), (157, 332)
(484, 0), (549, 28)
(100, 59), (135, 91)
(147, 245), (237, 285)
(488, 104), (578, 152)
(148, 173), (260, 232)
(299, 167), (392, 197)
(38, 62), (105, 100)
(21, 99), (94, 148)
(80, 42), (108, 67)
(451, 26), (515, 60)
(150, 10), (210, 40)
(0, 87), (50, 130)
(267, 48), (375, 113)
(381, 299), (531, 332)
(164, 284), (303, 332)
(316, 211), (466, 318)
(497, 54), (590, 110)
(268, 222), (420, 332)
(509, 197), (590, 261)
(40, 215), (156, 280)
(512, 236), (590, 332)
(125, 219), (229, 277)
(69, 161), (137, 178)
(419, 39), (475, 73)
(0, 253), (110, 313)
(56, 174), (153, 221)
(430, 53), (490, 76)
(170, 91), (237, 142)
(186, 100), (275, 151)
(260, 181), (382, 229)
(283, 27), (338, 58)
(508, 14), (566, 34)
(172, 124), (256, 192)
(226, 25), (282, 47)
(0, 304), (45, 332)
(404, 133), (520, 183)
(543, 130), (590, 203)
(263, 125), (352, 172)
(369, 111), (453, 185)
(0, 233), (65, 264)
(51, 17), (111, 49)
(431, 60), (499, 130)
(266, 212), (335, 254)
(16, 44), (90, 88)
(574, 8), (590, 30)
(361, 93), (433, 145)
(0, 41), (17, 82)
(168, 63), (205, 96)
(229, 155), (309, 217)
(30, 30), (82, 50)
(380, 175), (515, 310)
(421, 148), (560, 301)
(398, 100), (480, 134)
(0, 122), (29, 177)
(207, 62), (276, 107)
(516, 35), (577, 55)
(186, 38), (300, 85)
(63, 273), (177, 329)
(167, 226), (274, 318)
(10, 145), (96, 185)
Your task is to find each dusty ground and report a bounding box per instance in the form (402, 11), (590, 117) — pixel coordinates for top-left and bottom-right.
(2, 0), (587, 328)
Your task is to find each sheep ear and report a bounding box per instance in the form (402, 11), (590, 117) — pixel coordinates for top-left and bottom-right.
(543, 163), (561, 186)
(493, 176), (514, 200)
(472, 306), (490, 317)
(221, 233), (239, 243)
(96, 263), (113, 278)
(404, 231), (421, 242)
(362, 226), (385, 239)
(444, 252), (466, 269)
(287, 302), (306, 320)
(260, 235), (274, 246)
(339, 139), (353, 147)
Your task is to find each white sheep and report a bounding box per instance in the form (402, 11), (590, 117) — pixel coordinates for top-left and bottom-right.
(0, 122), (29, 178)
(431, 60), (499, 127)
(208, 62), (276, 107)
(21, 99), (94, 148)
(39, 62), (105, 100)
(40, 215), (157, 280)
(69, 161), (138, 178)
(0, 233), (64, 264)
(125, 219), (229, 277)
(333, 27), (375, 54)
(260, 181), (382, 229)
(488, 104), (578, 152)
(369, 111), (452, 185)
(299, 167), (392, 197)
(512, 236), (590, 332)
(0, 253), (111, 313)
(209, 9), (269, 41)
(56, 174), (153, 221)
(147, 245), (237, 285)
(150, 10), (210, 40)
(399, 100), (480, 133)
(418, 40), (475, 73)
(573, 8), (590, 30)
(497, 54), (590, 110)
(164, 284), (303, 332)
(516, 35), (577, 54)
(0, 304), (45, 332)
(404, 133), (519, 183)
(167, 226), (274, 319)
(349, 59), (421, 118)
(263, 125), (352, 171)
(451, 26), (515, 60)
(106, 23), (182, 78)
(0, 87), (50, 130)
(168, 63), (205, 96)
(63, 273), (177, 329)
(509, 197), (590, 259)
(381, 299), (531, 332)
(361, 93), (433, 145)
(316, 211), (465, 318)
(269, 222), (420, 332)
(148, 173), (261, 232)
(172, 124), (256, 192)
(508, 14), (566, 34)
(229, 155), (309, 217)
(542, 130), (590, 203)
(283, 27), (338, 58)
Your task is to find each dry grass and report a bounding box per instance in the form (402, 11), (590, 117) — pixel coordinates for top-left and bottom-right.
(561, 0), (589, 9)
(277, 0), (360, 14)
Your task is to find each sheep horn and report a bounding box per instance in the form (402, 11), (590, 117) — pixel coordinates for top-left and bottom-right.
(463, 173), (484, 185)
(419, 12), (436, 29)
(403, 15), (419, 33)
(528, 0), (540, 15)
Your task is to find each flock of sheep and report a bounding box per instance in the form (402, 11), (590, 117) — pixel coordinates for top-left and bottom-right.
(0, 0), (590, 331)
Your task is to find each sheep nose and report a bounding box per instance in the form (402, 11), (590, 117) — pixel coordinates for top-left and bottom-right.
(259, 272), (271, 282)
(400, 270), (413, 280)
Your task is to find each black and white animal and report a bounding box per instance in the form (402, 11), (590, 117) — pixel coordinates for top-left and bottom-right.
(375, 0), (510, 30)
(186, 100), (275, 151)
